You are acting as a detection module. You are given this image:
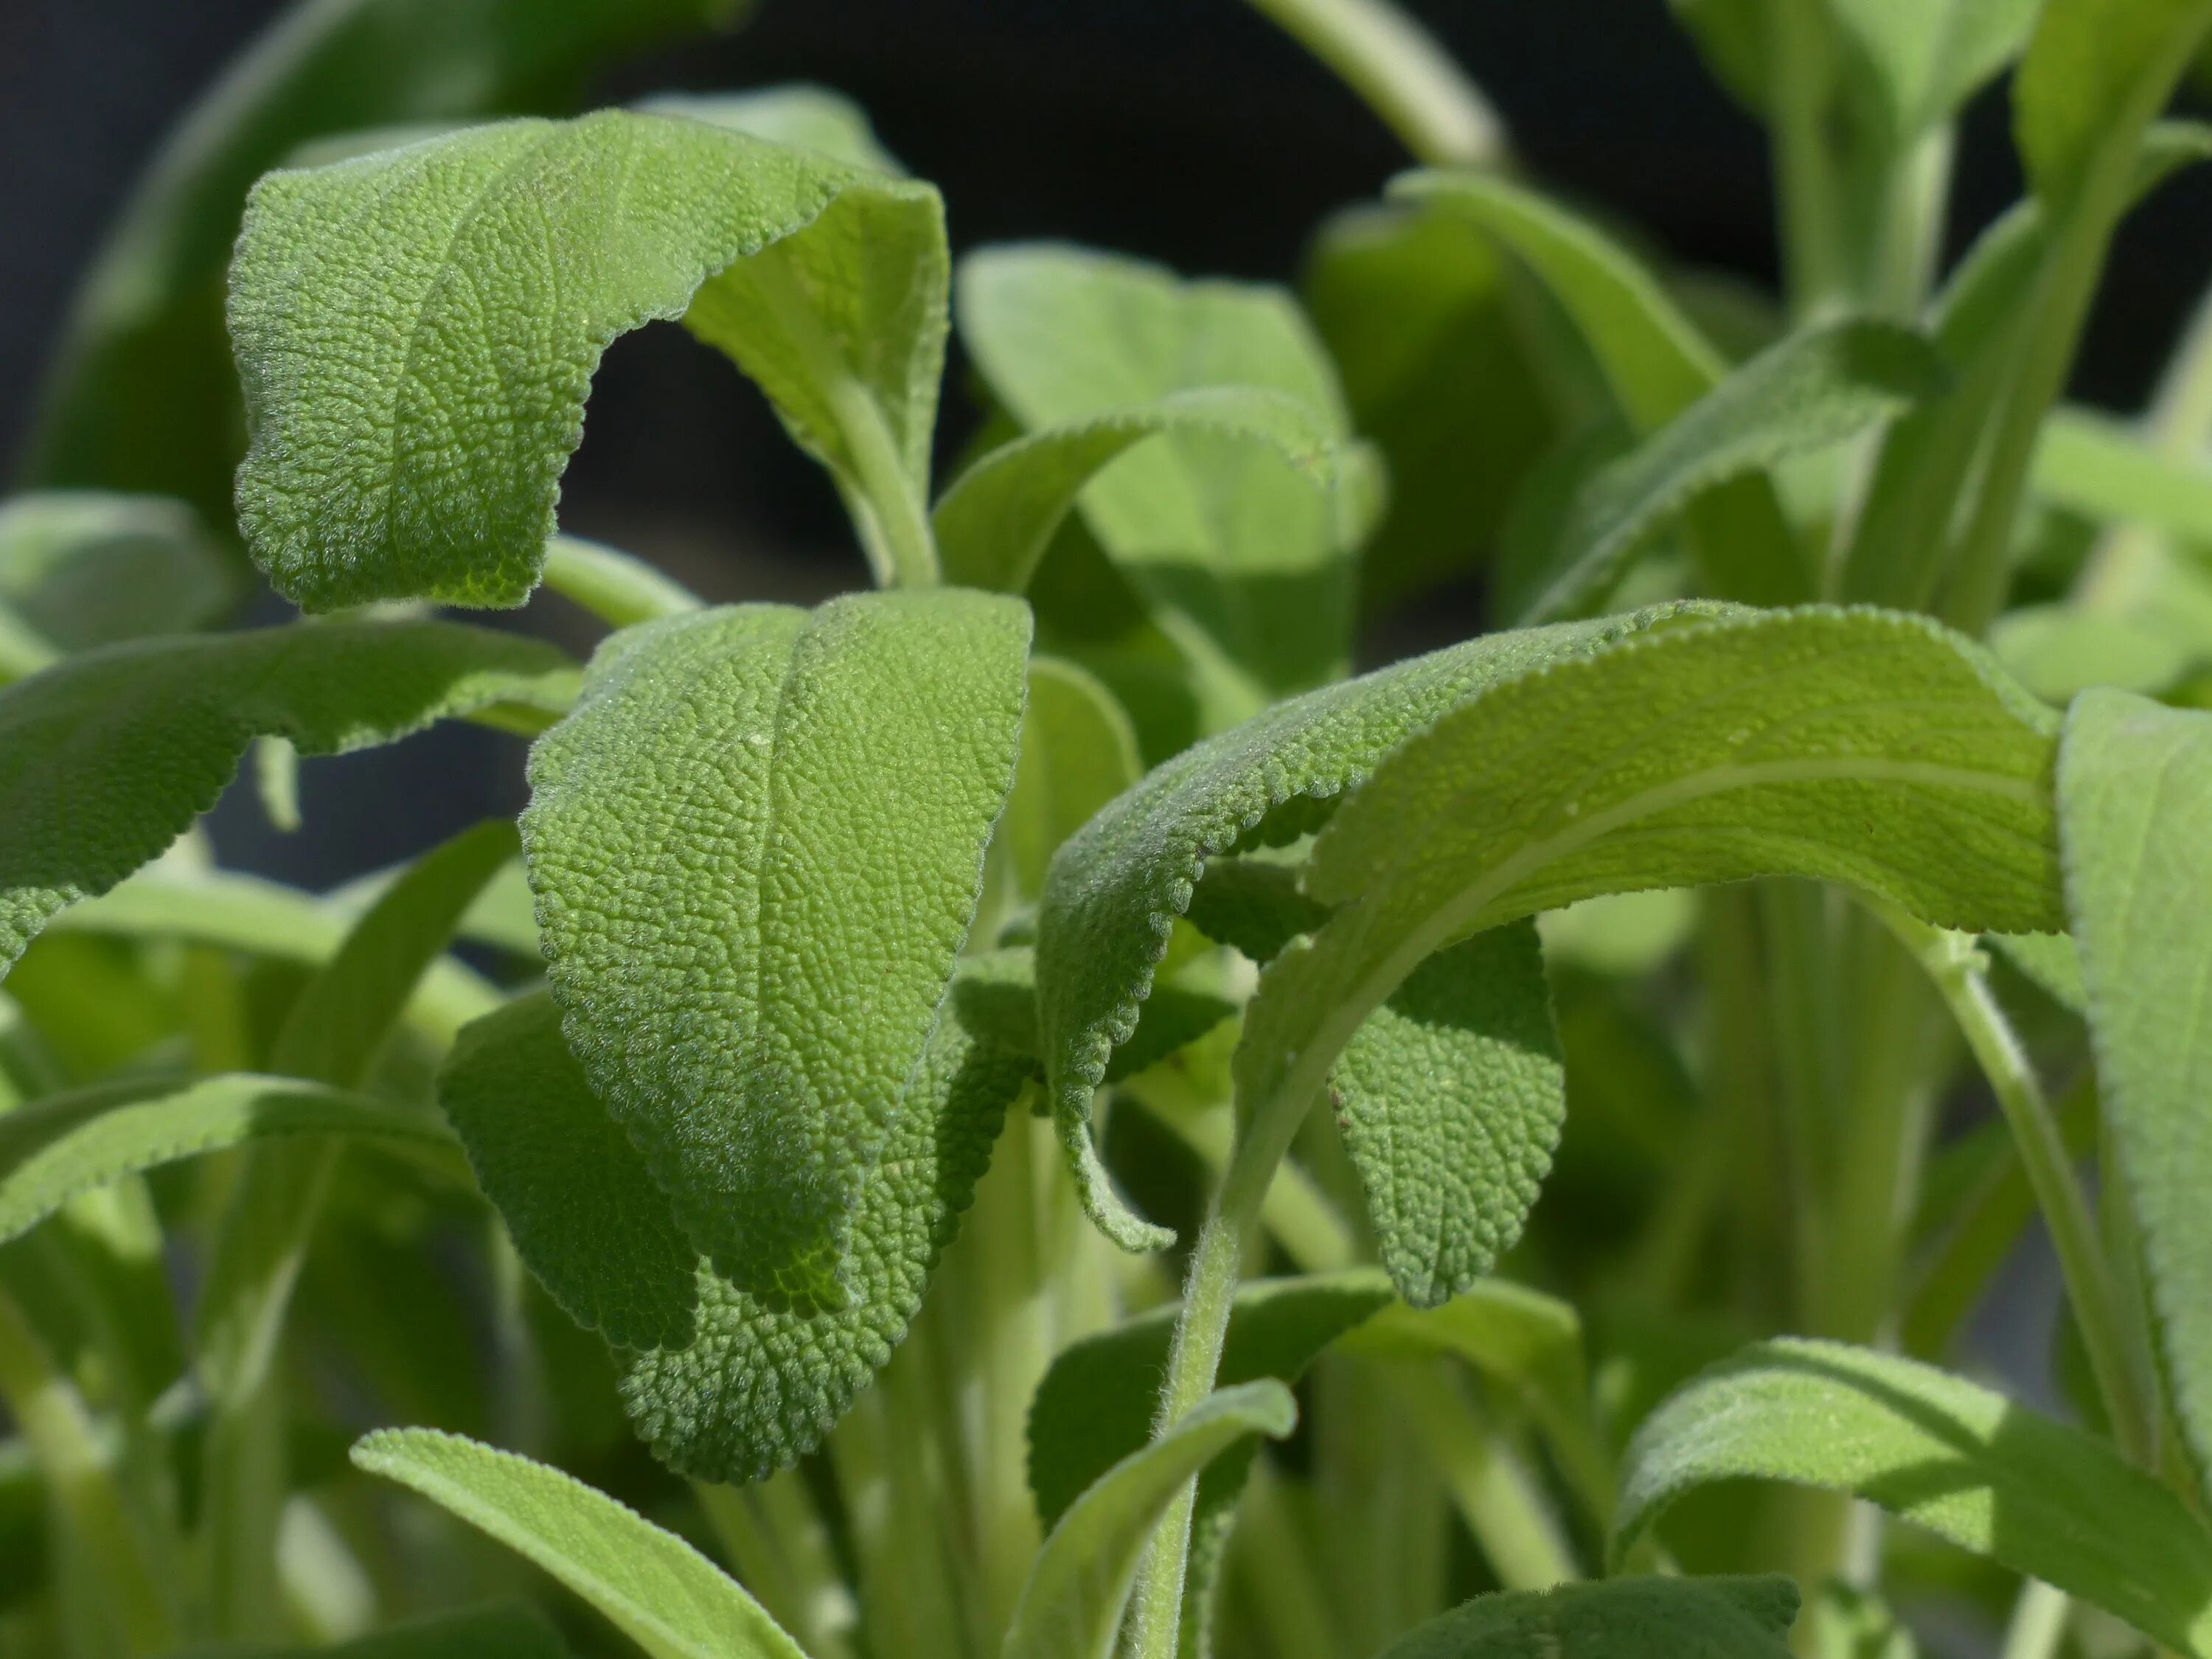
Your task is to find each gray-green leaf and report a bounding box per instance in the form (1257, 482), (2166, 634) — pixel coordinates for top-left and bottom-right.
(637, 85), (900, 174)
(0, 620), (577, 975)
(996, 657), (1143, 905)
(2057, 689), (2212, 1500)
(0, 492), (234, 653)
(232, 108), (945, 608)
(1616, 1339), (2212, 1656)
(521, 592), (1027, 1304)
(1001, 1380), (1298, 1659)
(1376, 1575), (1799, 1659)
(351, 1428), (808, 1659)
(2014, 0), (2212, 211)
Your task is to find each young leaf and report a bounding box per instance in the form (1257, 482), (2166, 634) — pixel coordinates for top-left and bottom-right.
(1616, 1338), (2212, 1656)
(934, 388), (1345, 596)
(352, 1428), (809, 1659)
(1826, 0), (2039, 136)
(1035, 603), (1703, 1251)
(0, 1074), (453, 1250)
(1375, 1575), (1799, 1659)
(521, 592), (1028, 1304)
(958, 244), (1367, 695)
(997, 657), (1143, 904)
(1234, 608), (2065, 1198)
(23, 0), (739, 535)
(637, 85), (900, 174)
(2057, 690), (2212, 1498)
(2014, 0), (2212, 212)
(0, 491), (234, 653)
(0, 621), (577, 974)
(232, 107), (947, 607)
(1332, 920), (1563, 1307)
(1503, 320), (1947, 624)
(222, 1601), (575, 1658)
(439, 976), (1032, 1479)
(1001, 1379), (1298, 1659)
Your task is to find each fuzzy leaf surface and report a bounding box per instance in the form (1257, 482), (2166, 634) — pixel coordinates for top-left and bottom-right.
(1035, 604), (1699, 1250)
(232, 108), (945, 608)
(958, 243), (1366, 695)
(521, 592), (1027, 1304)
(2058, 689), (2212, 1498)
(998, 657), (1143, 905)
(1504, 320), (1946, 623)
(1377, 1576), (1799, 1659)
(352, 1429), (807, 1659)
(439, 975), (1032, 1479)
(1617, 1339), (2212, 1655)
(1001, 1380), (1297, 1659)
(0, 621), (575, 975)
(0, 491), (233, 653)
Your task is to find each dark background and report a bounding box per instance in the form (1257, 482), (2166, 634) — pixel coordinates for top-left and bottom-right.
(7, 0), (2212, 892)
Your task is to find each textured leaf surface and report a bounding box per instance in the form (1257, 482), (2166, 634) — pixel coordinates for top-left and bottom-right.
(998, 657), (1142, 904)
(2015, 0), (2212, 209)
(1035, 605), (1698, 1250)
(232, 108), (945, 608)
(352, 1429), (807, 1659)
(0, 1074), (451, 1249)
(0, 491), (233, 652)
(935, 387), (1344, 595)
(1001, 1380), (1296, 1659)
(1234, 608), (2064, 1180)
(522, 593), (1026, 1303)
(1332, 920), (1562, 1307)
(959, 243), (1365, 695)
(1376, 1576), (1798, 1659)
(1503, 321), (1945, 623)
(23, 0), (737, 533)
(0, 621), (576, 975)
(2058, 690), (2212, 1497)
(1618, 1339), (2212, 1654)
(440, 975), (1032, 1479)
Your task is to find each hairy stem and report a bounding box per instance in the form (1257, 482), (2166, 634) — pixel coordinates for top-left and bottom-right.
(1242, 0), (1504, 167)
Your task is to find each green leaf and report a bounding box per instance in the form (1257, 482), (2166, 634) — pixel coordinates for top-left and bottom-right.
(0, 1074), (452, 1250)
(1332, 920), (1563, 1307)
(1001, 1379), (1297, 1659)
(1989, 930), (2087, 1015)
(1375, 1575), (1799, 1659)
(211, 1601), (575, 1658)
(636, 84), (900, 173)
(934, 387), (1347, 597)
(1035, 603), (1703, 1251)
(232, 107), (946, 608)
(0, 620), (576, 975)
(521, 592), (1027, 1303)
(22, 0), (740, 535)
(2058, 689), (2212, 1498)
(997, 657), (1144, 904)
(957, 244), (1368, 696)
(352, 1428), (808, 1659)
(439, 975), (1032, 1479)
(1234, 608), (2064, 1201)
(1616, 1338), (2212, 1655)
(1826, 0), (2040, 134)
(2033, 404), (2212, 541)
(1027, 1269), (1395, 1526)
(0, 492), (234, 652)
(1502, 320), (1947, 624)
(2015, 0), (2212, 209)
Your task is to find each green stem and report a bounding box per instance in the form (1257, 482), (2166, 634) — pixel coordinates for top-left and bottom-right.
(1879, 908), (2157, 1466)
(541, 535), (703, 628)
(1231, 1459), (1340, 1659)
(1242, 0), (1505, 167)
(1385, 1366), (1577, 1590)
(0, 1284), (176, 1655)
(1769, 0), (1848, 321)
(696, 1475), (857, 1659)
(1998, 1580), (2070, 1659)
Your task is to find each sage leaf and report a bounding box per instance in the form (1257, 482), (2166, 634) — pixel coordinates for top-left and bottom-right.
(1826, 0), (2039, 136)
(522, 592), (1028, 1304)
(958, 244), (1368, 695)
(1332, 920), (1563, 1307)
(0, 492), (233, 653)
(1616, 1338), (2212, 1656)
(2014, 0), (2212, 212)
(2058, 689), (2212, 1498)
(223, 1601), (574, 1658)
(997, 657), (1142, 905)
(1001, 1379), (1297, 1659)
(439, 976), (1032, 1479)
(935, 387), (1346, 597)
(1376, 1575), (1799, 1659)
(232, 108), (947, 607)
(351, 1428), (809, 1659)
(1036, 604), (1699, 1251)
(637, 86), (900, 174)
(0, 1074), (453, 1250)
(2033, 405), (2212, 542)
(23, 0), (737, 536)
(0, 620), (577, 975)
(1503, 320), (1947, 625)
